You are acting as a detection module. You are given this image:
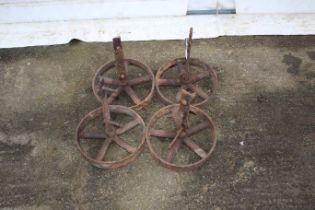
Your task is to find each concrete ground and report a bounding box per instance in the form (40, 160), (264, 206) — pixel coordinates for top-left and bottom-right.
(0, 36), (314, 210)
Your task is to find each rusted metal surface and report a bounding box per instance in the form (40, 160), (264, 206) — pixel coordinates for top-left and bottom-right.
(76, 36), (152, 168)
(75, 96), (146, 169)
(78, 32), (218, 170)
(155, 27), (218, 107)
(146, 89), (217, 171)
(93, 37), (155, 110)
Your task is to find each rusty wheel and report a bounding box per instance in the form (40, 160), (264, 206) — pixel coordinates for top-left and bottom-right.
(156, 28), (218, 107)
(146, 104), (217, 171)
(92, 37), (155, 110)
(76, 105), (145, 169)
(156, 57), (218, 106)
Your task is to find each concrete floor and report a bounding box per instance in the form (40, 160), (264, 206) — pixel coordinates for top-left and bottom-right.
(0, 36), (314, 210)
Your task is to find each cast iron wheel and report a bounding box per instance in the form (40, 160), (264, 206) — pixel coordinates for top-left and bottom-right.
(146, 104), (217, 171)
(76, 105), (145, 169)
(92, 37), (155, 110)
(156, 57), (218, 106)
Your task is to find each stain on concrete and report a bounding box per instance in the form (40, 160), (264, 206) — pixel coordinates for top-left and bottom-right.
(232, 160), (258, 185)
(0, 142), (33, 162)
(282, 54), (302, 75)
(256, 93), (268, 104)
(307, 51), (315, 60)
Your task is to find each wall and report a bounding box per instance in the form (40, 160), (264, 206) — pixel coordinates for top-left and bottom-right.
(0, 0), (315, 48)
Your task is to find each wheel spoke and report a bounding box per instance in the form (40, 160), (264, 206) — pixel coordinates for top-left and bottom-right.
(183, 137), (207, 158)
(149, 129), (176, 138)
(158, 78), (180, 86)
(116, 118), (140, 135)
(79, 132), (106, 139)
(124, 86), (142, 105)
(188, 84), (209, 99)
(108, 121), (122, 127)
(168, 128), (183, 149)
(95, 138), (113, 161)
(186, 121), (209, 137)
(107, 86), (124, 104)
(100, 86), (117, 92)
(113, 136), (137, 153)
(101, 76), (120, 86)
(128, 74), (152, 86)
(166, 137), (183, 163)
(189, 72), (209, 83)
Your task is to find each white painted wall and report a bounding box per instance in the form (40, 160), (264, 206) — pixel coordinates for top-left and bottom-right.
(0, 0), (188, 23)
(1, 14), (315, 48)
(236, 0), (315, 14)
(0, 0), (315, 48)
